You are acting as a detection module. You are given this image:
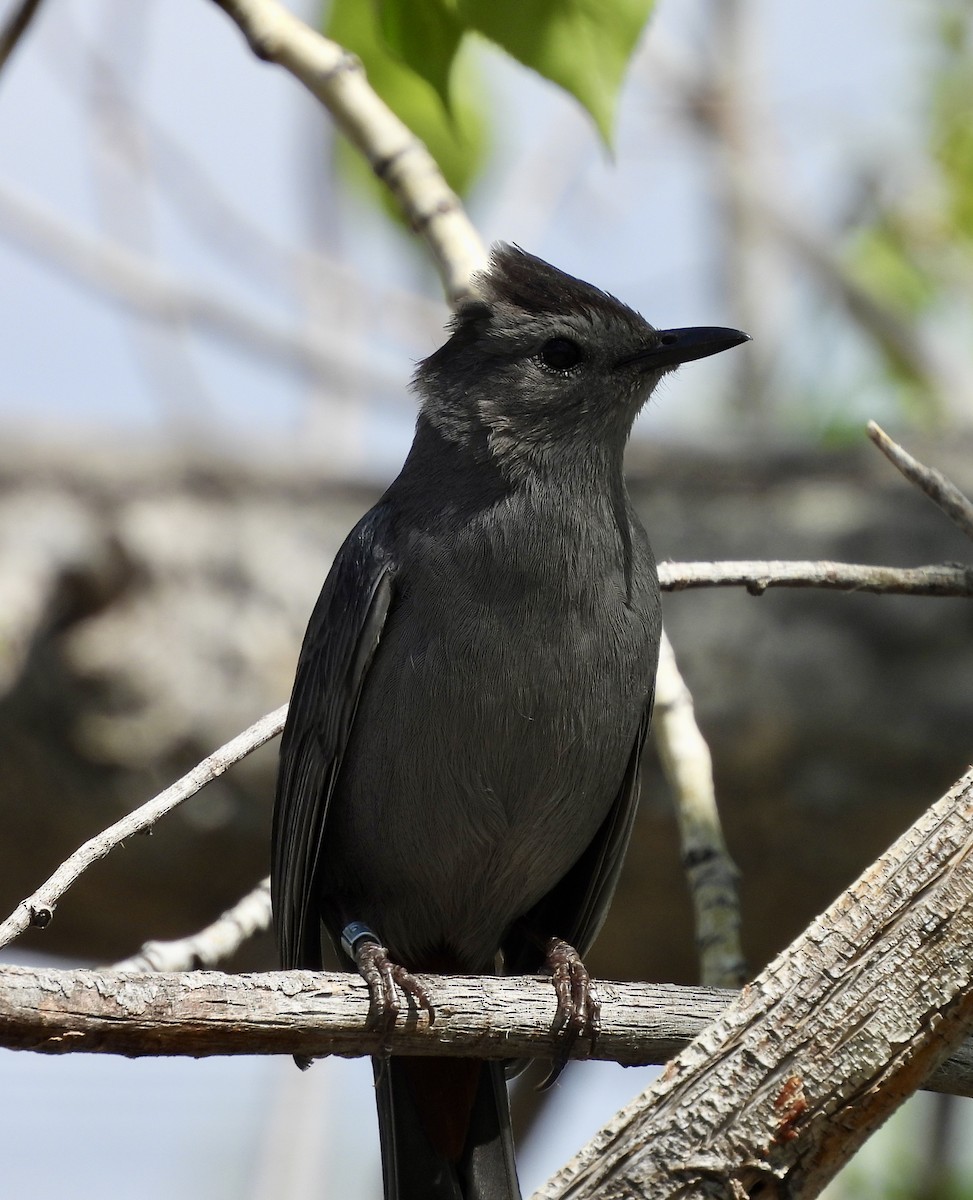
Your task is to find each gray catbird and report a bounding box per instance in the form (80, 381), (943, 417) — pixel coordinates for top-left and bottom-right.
(273, 245), (748, 1200)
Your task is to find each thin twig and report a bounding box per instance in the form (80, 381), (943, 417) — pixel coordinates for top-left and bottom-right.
(0, 705), (287, 949)
(0, 183), (401, 397)
(208, 0), (487, 303)
(659, 560), (973, 596)
(0, 0), (43, 76)
(653, 633), (746, 988)
(112, 878), (272, 972)
(868, 421), (973, 543)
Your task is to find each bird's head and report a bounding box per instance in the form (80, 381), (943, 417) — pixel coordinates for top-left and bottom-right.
(414, 244), (748, 475)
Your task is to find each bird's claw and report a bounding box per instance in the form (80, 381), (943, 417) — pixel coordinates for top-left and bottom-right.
(539, 937), (601, 1090)
(353, 938), (435, 1034)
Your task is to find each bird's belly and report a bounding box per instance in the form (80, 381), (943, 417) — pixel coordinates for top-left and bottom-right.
(320, 584), (655, 969)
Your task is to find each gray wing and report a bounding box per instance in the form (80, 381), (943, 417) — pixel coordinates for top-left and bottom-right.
(502, 695), (654, 974)
(272, 507), (395, 972)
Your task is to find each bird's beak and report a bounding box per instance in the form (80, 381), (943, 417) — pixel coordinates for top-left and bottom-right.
(620, 326), (750, 372)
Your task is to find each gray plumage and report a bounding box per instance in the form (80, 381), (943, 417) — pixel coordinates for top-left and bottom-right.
(272, 244), (747, 1200)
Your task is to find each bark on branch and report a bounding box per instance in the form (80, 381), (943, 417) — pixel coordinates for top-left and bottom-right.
(209, 0), (486, 302)
(4, 763), (973, 1200)
(1, 965), (971, 1104)
(658, 559), (973, 596)
(0, 964), (716, 1062)
(536, 766), (973, 1199)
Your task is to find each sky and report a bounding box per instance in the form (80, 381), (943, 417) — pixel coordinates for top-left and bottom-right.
(0, 0), (928, 475)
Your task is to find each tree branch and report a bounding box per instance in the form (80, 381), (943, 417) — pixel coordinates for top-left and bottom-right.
(208, 0), (487, 303)
(0, 0), (43, 77)
(0, 963), (709, 1061)
(653, 633), (745, 988)
(868, 421), (973, 543)
(536, 766), (973, 1198)
(659, 560), (973, 596)
(0, 183), (402, 395)
(0, 706), (286, 949)
(0, 964), (971, 1105)
(112, 878), (272, 973)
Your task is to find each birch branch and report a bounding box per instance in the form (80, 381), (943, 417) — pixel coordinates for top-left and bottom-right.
(653, 633), (745, 988)
(208, 0), (487, 302)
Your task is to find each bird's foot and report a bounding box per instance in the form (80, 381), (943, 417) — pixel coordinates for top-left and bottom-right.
(341, 922), (435, 1035)
(538, 936), (601, 1090)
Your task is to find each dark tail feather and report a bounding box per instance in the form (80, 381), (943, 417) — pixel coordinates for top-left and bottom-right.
(374, 1056), (521, 1200)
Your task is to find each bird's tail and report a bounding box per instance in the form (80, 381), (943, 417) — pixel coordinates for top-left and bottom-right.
(373, 1056), (521, 1200)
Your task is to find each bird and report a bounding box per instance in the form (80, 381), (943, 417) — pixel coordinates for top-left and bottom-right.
(272, 244), (748, 1200)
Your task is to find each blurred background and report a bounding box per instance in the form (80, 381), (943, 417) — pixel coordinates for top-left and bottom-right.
(1, 0), (973, 1195)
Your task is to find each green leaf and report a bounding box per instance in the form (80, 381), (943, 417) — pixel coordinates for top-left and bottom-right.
(326, 0), (486, 213)
(850, 222), (938, 316)
(458, 0), (656, 143)
(377, 0), (464, 112)
(932, 44), (973, 244)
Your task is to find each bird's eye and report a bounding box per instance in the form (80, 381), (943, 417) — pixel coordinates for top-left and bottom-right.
(539, 337), (584, 371)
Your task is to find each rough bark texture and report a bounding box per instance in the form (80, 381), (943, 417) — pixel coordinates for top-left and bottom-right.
(0, 436), (971, 982)
(0, 965), (724, 1061)
(0, 967), (971, 1101)
(535, 769), (973, 1199)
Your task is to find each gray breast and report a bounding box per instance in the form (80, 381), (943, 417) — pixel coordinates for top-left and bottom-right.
(319, 498), (659, 967)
